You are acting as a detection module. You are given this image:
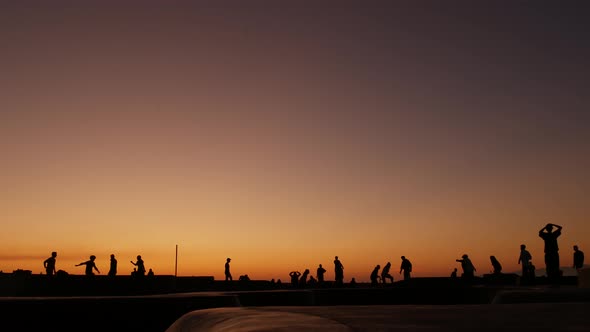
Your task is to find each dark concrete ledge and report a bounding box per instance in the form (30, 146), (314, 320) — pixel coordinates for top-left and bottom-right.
(492, 287), (590, 304)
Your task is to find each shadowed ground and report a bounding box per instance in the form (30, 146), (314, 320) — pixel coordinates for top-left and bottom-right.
(2, 285), (590, 331)
(167, 303), (590, 332)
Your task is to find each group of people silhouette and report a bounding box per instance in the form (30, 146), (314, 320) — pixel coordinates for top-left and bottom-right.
(275, 223), (584, 286)
(40, 223), (584, 286)
(369, 257), (413, 285)
(43, 252), (154, 278)
(453, 223), (585, 284)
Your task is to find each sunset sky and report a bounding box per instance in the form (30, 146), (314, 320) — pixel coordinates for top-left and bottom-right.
(1, 2), (588, 281)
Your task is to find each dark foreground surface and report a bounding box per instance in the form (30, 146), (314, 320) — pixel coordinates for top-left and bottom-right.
(2, 285), (590, 331)
(167, 303), (590, 332)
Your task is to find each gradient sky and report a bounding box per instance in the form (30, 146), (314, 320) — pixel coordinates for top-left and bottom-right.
(1, 1), (589, 281)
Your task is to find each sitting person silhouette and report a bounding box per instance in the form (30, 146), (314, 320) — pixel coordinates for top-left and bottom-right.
(130, 255), (146, 276)
(456, 254), (476, 280)
(490, 256), (502, 274)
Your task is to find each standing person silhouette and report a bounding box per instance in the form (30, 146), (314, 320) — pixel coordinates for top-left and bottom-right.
(334, 256), (344, 286)
(108, 254), (117, 277)
(518, 244), (532, 280)
(316, 264), (326, 284)
(400, 256), (412, 280)
(225, 258), (232, 281)
(539, 223), (562, 283)
(381, 262), (394, 284)
(573, 245), (584, 272)
(76, 255), (100, 276)
(130, 255), (146, 277)
(43, 251), (57, 276)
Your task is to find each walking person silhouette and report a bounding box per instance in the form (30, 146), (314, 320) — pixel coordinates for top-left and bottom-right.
(225, 258), (232, 281)
(334, 256), (344, 286)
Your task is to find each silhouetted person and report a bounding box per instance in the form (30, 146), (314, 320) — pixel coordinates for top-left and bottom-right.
(289, 271), (301, 286)
(225, 258), (232, 281)
(370, 265), (381, 285)
(528, 263), (536, 282)
(300, 269), (310, 287)
(270, 278), (275, 285)
(239, 274), (250, 281)
(539, 223), (562, 283)
(451, 268), (458, 278)
(44, 251), (57, 276)
(381, 262), (394, 284)
(147, 268), (154, 277)
(334, 256), (344, 285)
(308, 275), (317, 286)
(400, 256), (412, 280)
(108, 254), (117, 277)
(518, 244), (532, 279)
(349, 277), (357, 287)
(490, 256), (502, 274)
(456, 254), (476, 280)
(276, 279), (282, 285)
(130, 255), (146, 277)
(76, 255), (100, 276)
(317, 264), (326, 284)
(573, 245), (584, 271)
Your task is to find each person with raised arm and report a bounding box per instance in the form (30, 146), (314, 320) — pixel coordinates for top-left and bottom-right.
(456, 254), (476, 280)
(539, 223), (562, 283)
(76, 255), (100, 276)
(130, 255), (146, 277)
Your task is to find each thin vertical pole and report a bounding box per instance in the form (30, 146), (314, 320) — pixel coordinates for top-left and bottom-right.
(175, 244), (178, 278)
